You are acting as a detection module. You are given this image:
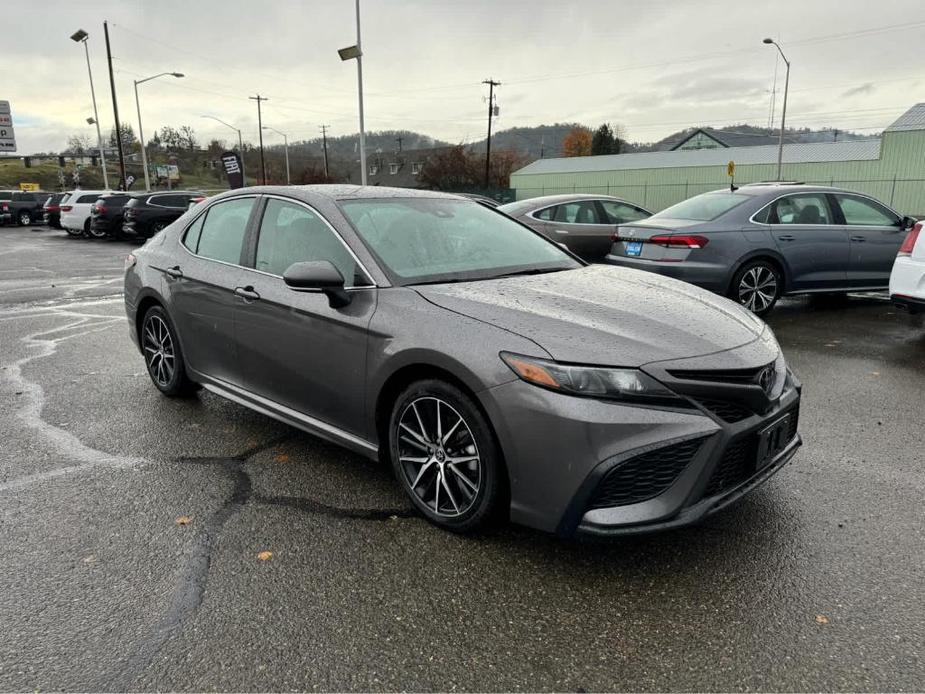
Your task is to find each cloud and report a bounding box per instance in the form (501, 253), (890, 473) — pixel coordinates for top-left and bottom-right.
(841, 82), (876, 98)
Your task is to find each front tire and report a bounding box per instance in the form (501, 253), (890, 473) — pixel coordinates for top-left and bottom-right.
(730, 260), (782, 316)
(389, 380), (504, 533)
(141, 306), (198, 397)
(18, 211), (31, 226)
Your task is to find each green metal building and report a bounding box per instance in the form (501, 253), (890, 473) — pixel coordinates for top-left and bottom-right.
(510, 103), (925, 216)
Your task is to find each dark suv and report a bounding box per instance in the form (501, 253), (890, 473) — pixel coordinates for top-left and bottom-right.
(89, 193), (133, 239)
(43, 193), (67, 229)
(122, 191), (204, 239)
(0, 190), (47, 226)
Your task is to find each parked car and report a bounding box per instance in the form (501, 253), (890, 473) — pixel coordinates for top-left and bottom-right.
(0, 190), (48, 226)
(889, 220), (925, 314)
(606, 184), (913, 315)
(125, 185), (801, 537)
(122, 191), (205, 239)
(60, 189), (111, 236)
(498, 194), (652, 261)
(42, 193), (68, 229)
(89, 192), (134, 239)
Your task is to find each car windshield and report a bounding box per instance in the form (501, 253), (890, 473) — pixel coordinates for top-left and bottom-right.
(340, 197), (580, 285)
(652, 191), (751, 222)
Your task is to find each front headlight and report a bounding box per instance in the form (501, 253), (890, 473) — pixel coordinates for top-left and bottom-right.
(500, 352), (682, 405)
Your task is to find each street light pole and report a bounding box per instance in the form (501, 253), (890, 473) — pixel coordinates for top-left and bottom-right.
(201, 115), (245, 183)
(70, 30), (108, 189)
(763, 38), (790, 181)
(134, 72), (184, 191)
(338, 0), (366, 185)
(262, 126), (290, 185)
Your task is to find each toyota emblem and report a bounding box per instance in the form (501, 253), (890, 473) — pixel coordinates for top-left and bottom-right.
(756, 365), (774, 394)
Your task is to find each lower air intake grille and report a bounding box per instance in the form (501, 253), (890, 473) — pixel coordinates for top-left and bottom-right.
(587, 437), (706, 510)
(702, 436), (757, 498)
(697, 398), (754, 423)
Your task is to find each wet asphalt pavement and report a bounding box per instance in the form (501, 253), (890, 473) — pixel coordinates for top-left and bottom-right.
(0, 225), (923, 692)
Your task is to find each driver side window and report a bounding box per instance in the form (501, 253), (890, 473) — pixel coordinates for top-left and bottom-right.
(771, 194), (832, 225)
(255, 199), (366, 287)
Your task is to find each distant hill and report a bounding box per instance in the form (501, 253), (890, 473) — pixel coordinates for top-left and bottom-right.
(285, 130), (451, 162)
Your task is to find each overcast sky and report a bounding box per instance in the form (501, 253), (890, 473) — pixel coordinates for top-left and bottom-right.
(6, 0), (925, 154)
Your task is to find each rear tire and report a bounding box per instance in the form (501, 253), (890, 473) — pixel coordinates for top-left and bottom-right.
(140, 306), (199, 397)
(82, 218), (91, 237)
(64, 226), (83, 237)
(729, 259), (782, 316)
(88, 222), (108, 239)
(18, 211), (31, 226)
(389, 379), (504, 533)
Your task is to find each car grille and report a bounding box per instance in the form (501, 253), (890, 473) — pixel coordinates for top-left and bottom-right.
(702, 406), (800, 499)
(668, 365), (769, 384)
(696, 398), (754, 423)
(587, 437), (706, 510)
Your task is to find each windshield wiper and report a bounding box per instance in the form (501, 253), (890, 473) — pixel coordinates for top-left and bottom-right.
(406, 277), (474, 287)
(490, 267), (570, 280)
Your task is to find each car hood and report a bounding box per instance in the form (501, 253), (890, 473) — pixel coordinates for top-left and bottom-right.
(415, 265), (765, 366)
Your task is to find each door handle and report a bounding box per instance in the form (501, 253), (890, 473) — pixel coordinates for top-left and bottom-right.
(777, 235), (795, 241)
(850, 235), (867, 242)
(165, 265), (183, 278)
(553, 229), (569, 235)
(234, 285), (260, 301)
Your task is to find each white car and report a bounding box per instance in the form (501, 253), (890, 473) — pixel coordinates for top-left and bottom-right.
(60, 189), (111, 236)
(889, 220), (925, 314)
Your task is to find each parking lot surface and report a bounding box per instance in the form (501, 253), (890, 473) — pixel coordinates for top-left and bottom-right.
(1, 226), (923, 691)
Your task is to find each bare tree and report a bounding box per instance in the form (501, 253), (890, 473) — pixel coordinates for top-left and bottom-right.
(67, 134), (92, 154)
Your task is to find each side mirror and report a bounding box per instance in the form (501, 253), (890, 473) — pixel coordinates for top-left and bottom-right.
(901, 215), (917, 231)
(283, 260), (351, 308)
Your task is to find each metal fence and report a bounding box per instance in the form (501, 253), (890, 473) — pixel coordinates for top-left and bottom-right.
(512, 178), (925, 216)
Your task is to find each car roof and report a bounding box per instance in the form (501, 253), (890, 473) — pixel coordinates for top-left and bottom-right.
(498, 193), (640, 214)
(206, 184), (471, 205)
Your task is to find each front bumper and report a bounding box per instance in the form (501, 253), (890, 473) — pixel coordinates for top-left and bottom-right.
(481, 359), (801, 538)
(604, 254), (730, 293)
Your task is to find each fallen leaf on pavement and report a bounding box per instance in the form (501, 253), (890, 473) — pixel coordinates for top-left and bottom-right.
(175, 515), (193, 525)
(274, 453), (290, 463)
(815, 614), (829, 624)
(257, 551), (273, 561)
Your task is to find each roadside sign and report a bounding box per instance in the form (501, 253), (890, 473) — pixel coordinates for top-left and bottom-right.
(0, 101), (15, 152)
(125, 174), (136, 189)
(0, 125), (15, 152)
(19, 183), (40, 192)
(727, 160), (736, 177)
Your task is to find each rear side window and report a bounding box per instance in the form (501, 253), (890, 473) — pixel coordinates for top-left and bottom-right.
(836, 195), (899, 226)
(183, 215), (206, 253)
(771, 194), (832, 225)
(533, 206), (556, 221)
(553, 201), (602, 224)
(599, 200), (649, 224)
(193, 198), (255, 265)
(151, 194), (190, 208)
(77, 194), (100, 203)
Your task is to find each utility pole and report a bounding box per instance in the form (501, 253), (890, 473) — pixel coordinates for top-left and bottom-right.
(482, 78), (500, 189)
(396, 135), (403, 152)
(103, 21), (125, 189)
(249, 95), (268, 184)
(320, 125), (330, 179)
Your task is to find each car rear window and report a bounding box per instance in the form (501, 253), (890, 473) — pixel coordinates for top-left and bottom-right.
(152, 194), (194, 208)
(652, 192), (751, 222)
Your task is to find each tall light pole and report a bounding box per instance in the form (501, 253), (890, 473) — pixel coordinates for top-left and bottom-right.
(763, 38), (790, 181)
(134, 71), (184, 191)
(262, 126), (290, 185)
(338, 0), (366, 185)
(201, 114), (245, 183)
(70, 29), (109, 189)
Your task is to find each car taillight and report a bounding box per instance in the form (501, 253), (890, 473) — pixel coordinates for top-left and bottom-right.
(1, 203), (8, 212)
(649, 234), (710, 249)
(61, 205), (73, 212)
(898, 222), (921, 256)
(94, 203), (105, 213)
(125, 253), (137, 271)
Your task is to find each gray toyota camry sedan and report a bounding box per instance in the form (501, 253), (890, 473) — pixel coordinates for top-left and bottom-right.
(124, 185), (801, 537)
